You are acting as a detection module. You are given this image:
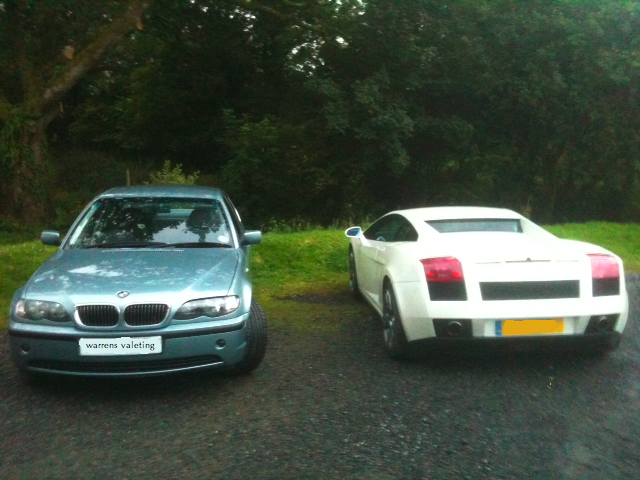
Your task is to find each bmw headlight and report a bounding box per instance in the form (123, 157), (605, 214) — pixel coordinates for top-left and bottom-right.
(175, 296), (240, 320)
(15, 299), (71, 322)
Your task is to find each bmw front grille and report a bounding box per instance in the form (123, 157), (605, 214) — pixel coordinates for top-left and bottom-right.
(76, 304), (169, 327)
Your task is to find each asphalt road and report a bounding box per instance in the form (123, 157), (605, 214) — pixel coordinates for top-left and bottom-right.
(1, 278), (639, 479)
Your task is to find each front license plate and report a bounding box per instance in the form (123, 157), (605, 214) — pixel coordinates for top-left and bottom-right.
(79, 336), (162, 356)
(496, 319), (564, 336)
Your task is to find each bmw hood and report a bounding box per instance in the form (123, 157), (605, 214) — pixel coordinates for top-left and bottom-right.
(23, 248), (241, 302)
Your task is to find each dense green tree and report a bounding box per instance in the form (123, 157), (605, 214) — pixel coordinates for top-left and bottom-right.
(302, 1), (441, 215)
(448, 0), (640, 221)
(2, 0), (639, 226)
(0, 0), (348, 221)
(305, 0), (640, 222)
(65, 0), (357, 220)
(0, 0), (149, 220)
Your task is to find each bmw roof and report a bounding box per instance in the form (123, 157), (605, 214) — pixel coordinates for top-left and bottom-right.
(98, 185), (224, 199)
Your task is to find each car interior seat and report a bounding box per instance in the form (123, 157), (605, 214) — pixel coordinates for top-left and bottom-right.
(186, 206), (223, 241)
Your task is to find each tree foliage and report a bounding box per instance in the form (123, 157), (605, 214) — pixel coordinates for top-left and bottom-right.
(2, 0), (640, 225)
(0, 0), (149, 220)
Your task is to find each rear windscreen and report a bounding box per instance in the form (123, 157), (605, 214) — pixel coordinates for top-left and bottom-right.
(426, 219), (522, 233)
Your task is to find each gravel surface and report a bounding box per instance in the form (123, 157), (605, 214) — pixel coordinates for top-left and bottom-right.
(1, 278), (639, 479)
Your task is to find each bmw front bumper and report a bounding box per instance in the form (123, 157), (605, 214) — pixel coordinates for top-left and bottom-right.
(9, 317), (248, 377)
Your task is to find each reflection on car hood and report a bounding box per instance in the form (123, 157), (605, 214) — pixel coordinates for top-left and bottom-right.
(24, 248), (240, 299)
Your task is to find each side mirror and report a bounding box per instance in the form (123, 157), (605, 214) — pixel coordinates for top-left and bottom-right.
(345, 226), (362, 238)
(41, 231), (61, 246)
(241, 230), (262, 246)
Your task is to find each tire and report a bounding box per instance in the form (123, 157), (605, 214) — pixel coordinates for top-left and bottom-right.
(348, 248), (362, 299)
(382, 283), (408, 359)
(230, 300), (268, 374)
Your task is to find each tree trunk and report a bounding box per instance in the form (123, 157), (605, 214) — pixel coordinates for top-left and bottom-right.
(0, 1), (150, 223)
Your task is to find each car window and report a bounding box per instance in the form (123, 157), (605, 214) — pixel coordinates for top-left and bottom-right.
(66, 197), (234, 248)
(364, 214), (417, 242)
(426, 218), (522, 233)
(394, 221), (419, 242)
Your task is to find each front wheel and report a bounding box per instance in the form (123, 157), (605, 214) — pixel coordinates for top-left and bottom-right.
(382, 283), (408, 359)
(229, 299), (268, 374)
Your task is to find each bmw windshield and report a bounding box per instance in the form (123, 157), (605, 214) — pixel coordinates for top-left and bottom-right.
(66, 197), (234, 249)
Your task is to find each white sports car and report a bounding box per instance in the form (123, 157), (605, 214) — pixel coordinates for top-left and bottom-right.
(345, 207), (628, 358)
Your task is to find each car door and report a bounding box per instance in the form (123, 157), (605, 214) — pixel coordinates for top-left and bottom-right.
(372, 216), (419, 292)
(360, 215), (413, 306)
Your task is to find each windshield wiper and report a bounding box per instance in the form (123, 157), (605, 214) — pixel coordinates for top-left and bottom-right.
(82, 241), (169, 249)
(160, 242), (232, 248)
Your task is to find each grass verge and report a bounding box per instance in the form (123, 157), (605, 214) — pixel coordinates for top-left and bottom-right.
(545, 222), (640, 272)
(0, 240), (59, 329)
(250, 229), (364, 331)
(1, 222), (639, 329)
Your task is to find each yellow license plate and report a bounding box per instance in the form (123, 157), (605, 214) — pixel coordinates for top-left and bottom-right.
(497, 319), (564, 336)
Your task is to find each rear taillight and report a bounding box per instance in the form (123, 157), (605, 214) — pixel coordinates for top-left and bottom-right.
(421, 257), (464, 283)
(588, 254), (620, 296)
(588, 254), (619, 278)
(421, 257), (467, 300)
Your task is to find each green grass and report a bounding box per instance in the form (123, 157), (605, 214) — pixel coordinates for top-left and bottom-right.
(2, 222), (639, 329)
(250, 229), (358, 331)
(546, 222), (640, 272)
(0, 239), (59, 328)
(252, 230), (349, 297)
(0, 229), (355, 330)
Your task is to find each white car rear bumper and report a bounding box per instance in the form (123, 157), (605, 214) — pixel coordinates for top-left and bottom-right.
(392, 280), (628, 342)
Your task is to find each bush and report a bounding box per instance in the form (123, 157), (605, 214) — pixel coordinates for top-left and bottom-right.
(146, 160), (199, 185)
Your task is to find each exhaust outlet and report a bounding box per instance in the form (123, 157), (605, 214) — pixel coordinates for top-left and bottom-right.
(585, 314), (617, 334)
(447, 321), (463, 336)
(597, 316), (610, 332)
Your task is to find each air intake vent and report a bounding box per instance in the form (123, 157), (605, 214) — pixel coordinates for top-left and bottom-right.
(125, 304), (169, 326)
(480, 280), (579, 300)
(77, 305), (119, 327)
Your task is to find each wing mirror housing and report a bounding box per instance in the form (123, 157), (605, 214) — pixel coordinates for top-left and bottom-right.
(345, 226), (362, 238)
(41, 231), (61, 246)
(241, 230), (262, 246)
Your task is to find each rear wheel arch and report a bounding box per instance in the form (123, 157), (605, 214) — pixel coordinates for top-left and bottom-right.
(382, 275), (391, 293)
(381, 275), (392, 308)
(382, 275), (402, 310)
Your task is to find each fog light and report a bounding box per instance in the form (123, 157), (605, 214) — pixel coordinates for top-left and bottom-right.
(21, 343), (31, 353)
(216, 339), (226, 348)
